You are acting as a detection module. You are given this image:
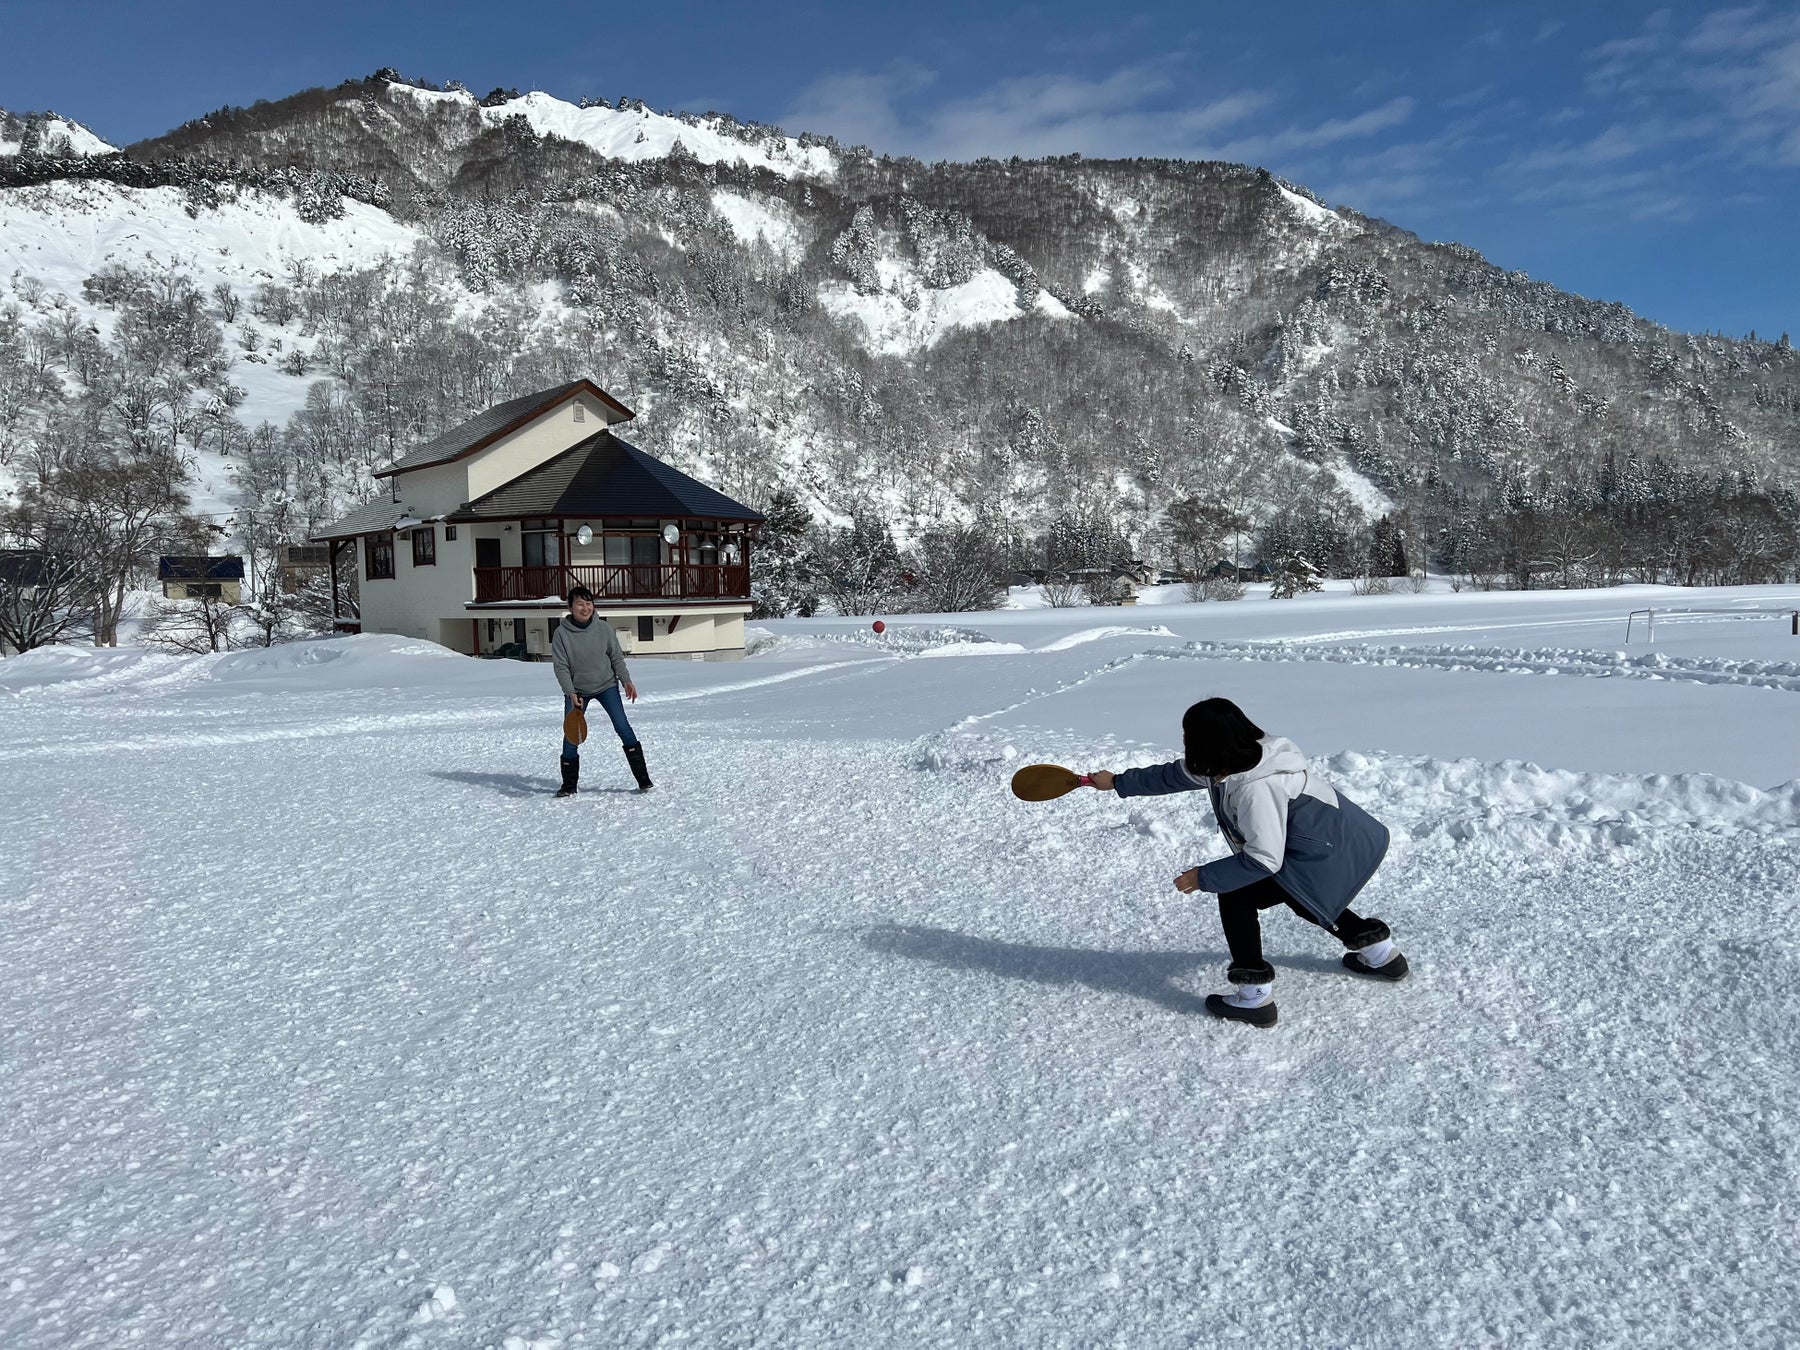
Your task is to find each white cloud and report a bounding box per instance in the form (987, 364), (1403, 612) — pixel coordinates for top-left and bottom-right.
(780, 63), (1419, 168)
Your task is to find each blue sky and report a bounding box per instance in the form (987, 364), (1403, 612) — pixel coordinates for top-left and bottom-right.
(3, 0), (1797, 341)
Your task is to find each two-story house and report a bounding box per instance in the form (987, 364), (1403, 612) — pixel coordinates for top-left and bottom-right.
(312, 380), (764, 659)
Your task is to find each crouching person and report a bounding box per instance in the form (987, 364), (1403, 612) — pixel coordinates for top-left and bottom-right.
(551, 586), (652, 796)
(1088, 697), (1405, 1027)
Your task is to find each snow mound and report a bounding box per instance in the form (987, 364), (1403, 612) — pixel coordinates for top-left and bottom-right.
(1039, 626), (1177, 651)
(913, 728), (1800, 852)
(746, 624), (1026, 657)
(0, 635), (461, 699)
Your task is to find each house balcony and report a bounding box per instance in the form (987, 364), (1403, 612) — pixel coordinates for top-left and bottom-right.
(471, 563), (752, 605)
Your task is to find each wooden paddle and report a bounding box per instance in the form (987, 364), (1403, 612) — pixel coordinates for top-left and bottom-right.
(563, 707), (589, 746)
(1010, 763), (1091, 801)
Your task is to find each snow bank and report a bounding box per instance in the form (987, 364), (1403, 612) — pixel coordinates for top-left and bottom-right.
(0, 634), (462, 700)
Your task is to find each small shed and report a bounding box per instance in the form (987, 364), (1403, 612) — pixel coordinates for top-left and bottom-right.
(158, 556), (245, 603)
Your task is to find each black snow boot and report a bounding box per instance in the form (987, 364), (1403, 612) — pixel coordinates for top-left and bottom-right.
(555, 756), (579, 798)
(1343, 950), (1410, 982)
(623, 742), (653, 792)
(1204, 993), (1278, 1028)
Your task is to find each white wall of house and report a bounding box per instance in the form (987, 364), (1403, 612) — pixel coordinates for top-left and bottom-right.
(465, 392), (623, 502)
(356, 524), (480, 642)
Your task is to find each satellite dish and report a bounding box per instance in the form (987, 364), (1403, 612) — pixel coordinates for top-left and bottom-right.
(575, 525), (593, 546)
(662, 524), (680, 545)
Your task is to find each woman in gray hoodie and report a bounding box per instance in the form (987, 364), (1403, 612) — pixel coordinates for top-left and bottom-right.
(1088, 698), (1406, 1027)
(551, 586), (651, 796)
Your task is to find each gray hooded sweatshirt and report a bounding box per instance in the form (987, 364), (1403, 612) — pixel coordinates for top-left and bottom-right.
(551, 616), (632, 698)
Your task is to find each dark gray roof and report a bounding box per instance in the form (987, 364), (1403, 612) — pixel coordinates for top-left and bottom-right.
(375, 380), (635, 478)
(449, 432), (765, 524)
(159, 555), (245, 581)
(309, 500), (409, 542)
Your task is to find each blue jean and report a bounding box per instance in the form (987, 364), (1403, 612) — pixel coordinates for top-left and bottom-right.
(563, 687), (637, 759)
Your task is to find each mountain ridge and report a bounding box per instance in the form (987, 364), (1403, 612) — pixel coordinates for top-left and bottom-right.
(2, 73), (1795, 595)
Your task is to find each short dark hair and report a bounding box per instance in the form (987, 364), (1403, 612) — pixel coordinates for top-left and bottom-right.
(567, 585), (595, 604)
(1182, 698), (1266, 778)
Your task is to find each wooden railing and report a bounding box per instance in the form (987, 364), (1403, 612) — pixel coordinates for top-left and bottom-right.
(472, 564), (751, 604)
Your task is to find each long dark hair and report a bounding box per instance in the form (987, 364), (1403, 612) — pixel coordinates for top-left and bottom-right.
(1183, 698), (1266, 778)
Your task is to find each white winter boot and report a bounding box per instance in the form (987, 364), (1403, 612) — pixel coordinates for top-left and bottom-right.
(1205, 963), (1278, 1027)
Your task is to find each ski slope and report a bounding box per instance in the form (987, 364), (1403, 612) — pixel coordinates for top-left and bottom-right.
(4, 584), (1799, 1348)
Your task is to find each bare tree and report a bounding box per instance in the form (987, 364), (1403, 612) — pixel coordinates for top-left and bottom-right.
(0, 542), (93, 652)
(21, 456), (204, 646)
(140, 593), (239, 653)
(909, 523), (1007, 613)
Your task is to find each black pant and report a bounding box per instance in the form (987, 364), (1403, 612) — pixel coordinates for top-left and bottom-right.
(1217, 877), (1387, 981)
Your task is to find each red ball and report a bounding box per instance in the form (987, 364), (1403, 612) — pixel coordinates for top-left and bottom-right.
(872, 620), (886, 634)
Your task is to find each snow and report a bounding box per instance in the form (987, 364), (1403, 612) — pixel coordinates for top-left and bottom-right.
(818, 266), (1063, 356)
(709, 189), (806, 263)
(0, 181), (423, 302)
(1277, 184), (1340, 229)
(5, 584), (1800, 1346)
(389, 84), (836, 180)
(0, 115), (115, 158)
(0, 180), (428, 510)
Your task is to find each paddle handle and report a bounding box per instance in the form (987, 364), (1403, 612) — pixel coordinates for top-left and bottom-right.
(1078, 774), (1093, 787)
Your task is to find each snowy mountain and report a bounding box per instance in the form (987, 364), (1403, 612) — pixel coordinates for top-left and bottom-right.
(0, 107), (116, 158)
(2, 73), (1797, 584)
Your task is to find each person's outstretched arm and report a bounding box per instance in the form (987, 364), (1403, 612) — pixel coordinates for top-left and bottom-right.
(1090, 760), (1207, 797)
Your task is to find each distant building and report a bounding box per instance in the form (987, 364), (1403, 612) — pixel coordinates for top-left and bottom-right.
(312, 380), (764, 660)
(158, 556), (245, 603)
(276, 544), (331, 594)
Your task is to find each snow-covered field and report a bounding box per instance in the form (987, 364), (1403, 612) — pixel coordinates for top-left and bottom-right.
(5, 584), (1799, 1348)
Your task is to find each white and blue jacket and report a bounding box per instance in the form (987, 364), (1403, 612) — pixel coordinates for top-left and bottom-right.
(1113, 736), (1389, 925)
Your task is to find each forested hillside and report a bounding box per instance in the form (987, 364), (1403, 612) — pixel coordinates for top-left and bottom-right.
(2, 72), (1796, 642)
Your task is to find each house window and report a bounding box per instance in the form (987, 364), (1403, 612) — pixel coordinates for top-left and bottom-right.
(188, 583), (222, 600)
(573, 403), (586, 423)
(445, 525), (457, 541)
(412, 528), (436, 567)
(522, 520), (562, 569)
(366, 532), (395, 580)
(513, 618), (526, 644)
(637, 615), (655, 643)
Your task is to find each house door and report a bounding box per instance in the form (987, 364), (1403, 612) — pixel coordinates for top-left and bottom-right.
(475, 538), (501, 568)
